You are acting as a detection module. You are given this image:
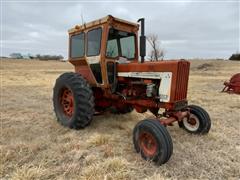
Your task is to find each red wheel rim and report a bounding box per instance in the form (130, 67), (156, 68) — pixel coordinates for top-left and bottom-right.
(188, 117), (197, 125)
(139, 131), (157, 157)
(60, 87), (74, 118)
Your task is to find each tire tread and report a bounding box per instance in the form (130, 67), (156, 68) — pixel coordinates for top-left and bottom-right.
(53, 72), (94, 129)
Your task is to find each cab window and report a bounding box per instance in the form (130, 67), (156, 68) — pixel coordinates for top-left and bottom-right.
(106, 28), (135, 59)
(70, 33), (85, 58)
(87, 28), (102, 56)
(120, 36), (135, 59)
(106, 39), (118, 57)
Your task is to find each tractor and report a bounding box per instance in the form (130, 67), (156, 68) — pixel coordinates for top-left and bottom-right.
(53, 15), (211, 165)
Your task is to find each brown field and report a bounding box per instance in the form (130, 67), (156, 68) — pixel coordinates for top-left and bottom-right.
(1, 59), (240, 179)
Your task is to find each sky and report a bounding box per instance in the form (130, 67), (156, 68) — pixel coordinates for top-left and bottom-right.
(1, 0), (239, 59)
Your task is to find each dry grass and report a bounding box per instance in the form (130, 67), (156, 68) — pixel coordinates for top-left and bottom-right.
(81, 157), (133, 180)
(1, 59), (240, 179)
(87, 133), (111, 147)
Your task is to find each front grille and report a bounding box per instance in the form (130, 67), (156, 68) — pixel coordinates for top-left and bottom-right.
(174, 61), (190, 101)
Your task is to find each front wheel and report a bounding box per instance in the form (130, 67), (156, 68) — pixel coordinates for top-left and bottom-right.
(178, 105), (211, 134)
(133, 119), (173, 165)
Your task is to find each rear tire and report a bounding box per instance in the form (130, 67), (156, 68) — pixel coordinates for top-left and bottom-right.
(178, 105), (211, 134)
(53, 72), (94, 129)
(133, 119), (173, 165)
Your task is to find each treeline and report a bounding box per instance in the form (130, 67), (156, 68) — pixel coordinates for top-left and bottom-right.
(9, 53), (64, 60)
(229, 53), (240, 61)
(35, 54), (64, 60)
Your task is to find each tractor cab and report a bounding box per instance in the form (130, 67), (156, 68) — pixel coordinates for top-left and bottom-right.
(68, 15), (139, 89)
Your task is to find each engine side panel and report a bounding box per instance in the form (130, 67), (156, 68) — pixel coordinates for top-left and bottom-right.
(117, 60), (190, 102)
(118, 72), (172, 102)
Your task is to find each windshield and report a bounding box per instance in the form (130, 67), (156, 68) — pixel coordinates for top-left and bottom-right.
(106, 28), (135, 59)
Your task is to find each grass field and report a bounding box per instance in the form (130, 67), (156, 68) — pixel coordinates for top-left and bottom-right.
(1, 59), (240, 179)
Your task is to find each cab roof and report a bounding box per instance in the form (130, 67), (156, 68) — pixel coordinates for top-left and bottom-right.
(68, 15), (139, 34)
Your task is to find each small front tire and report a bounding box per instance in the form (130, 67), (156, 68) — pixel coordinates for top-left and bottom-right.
(178, 105), (211, 134)
(133, 119), (173, 165)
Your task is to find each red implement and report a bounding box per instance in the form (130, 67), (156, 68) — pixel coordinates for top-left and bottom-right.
(222, 73), (240, 94)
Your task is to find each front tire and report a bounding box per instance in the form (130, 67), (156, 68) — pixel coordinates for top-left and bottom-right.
(53, 72), (94, 129)
(178, 105), (211, 134)
(133, 119), (173, 165)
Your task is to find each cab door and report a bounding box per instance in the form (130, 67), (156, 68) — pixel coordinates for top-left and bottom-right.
(86, 27), (103, 85)
(105, 28), (137, 91)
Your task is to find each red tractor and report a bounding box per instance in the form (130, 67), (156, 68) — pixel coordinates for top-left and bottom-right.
(53, 15), (211, 165)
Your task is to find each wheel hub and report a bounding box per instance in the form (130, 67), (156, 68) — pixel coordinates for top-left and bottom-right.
(183, 114), (200, 131)
(139, 131), (157, 156)
(60, 88), (74, 118)
(188, 117), (197, 125)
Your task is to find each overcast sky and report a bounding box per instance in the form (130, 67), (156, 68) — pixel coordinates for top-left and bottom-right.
(1, 0), (239, 59)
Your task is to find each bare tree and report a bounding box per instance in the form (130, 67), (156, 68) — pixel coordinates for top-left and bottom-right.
(147, 34), (165, 61)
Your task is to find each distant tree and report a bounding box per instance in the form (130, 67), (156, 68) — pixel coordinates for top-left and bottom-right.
(28, 54), (35, 59)
(36, 54), (41, 59)
(35, 54), (64, 60)
(229, 53), (240, 61)
(147, 34), (165, 61)
(9, 53), (64, 60)
(58, 55), (64, 60)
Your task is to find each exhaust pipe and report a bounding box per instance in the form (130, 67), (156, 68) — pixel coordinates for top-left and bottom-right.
(137, 18), (146, 63)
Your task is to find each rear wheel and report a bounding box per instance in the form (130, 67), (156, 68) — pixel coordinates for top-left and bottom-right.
(178, 105), (211, 134)
(53, 72), (94, 129)
(133, 119), (173, 165)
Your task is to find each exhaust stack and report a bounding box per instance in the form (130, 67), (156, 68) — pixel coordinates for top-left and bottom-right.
(137, 18), (146, 63)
